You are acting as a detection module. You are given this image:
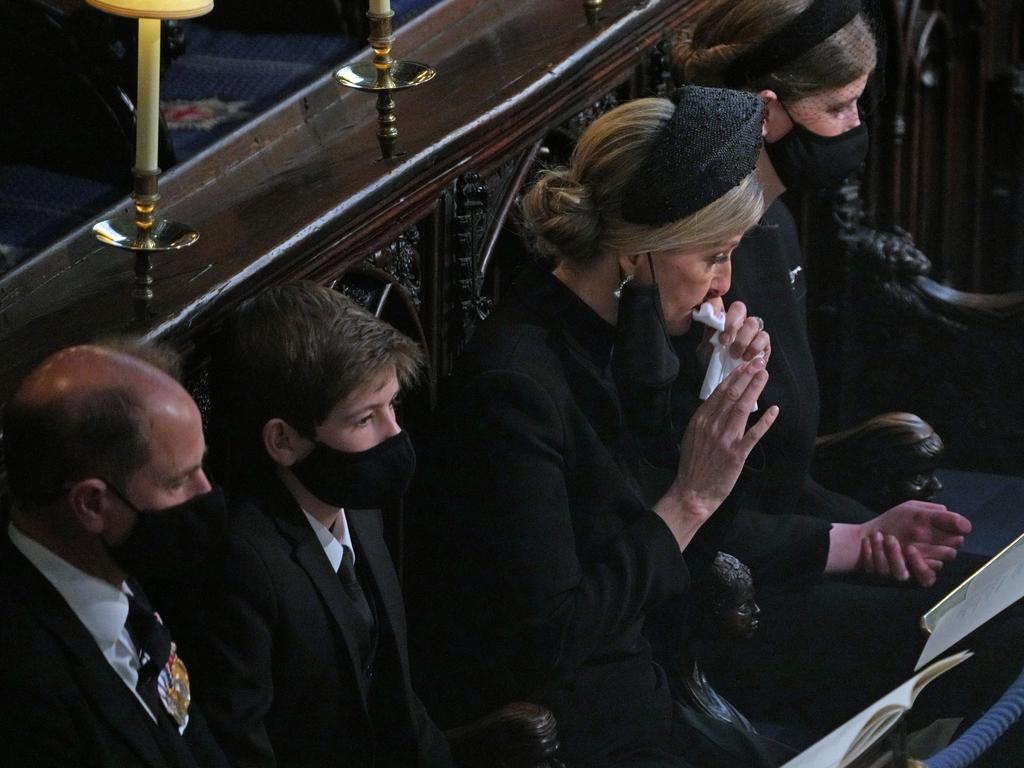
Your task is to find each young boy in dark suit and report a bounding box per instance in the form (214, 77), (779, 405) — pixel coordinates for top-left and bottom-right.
(194, 281), (452, 768)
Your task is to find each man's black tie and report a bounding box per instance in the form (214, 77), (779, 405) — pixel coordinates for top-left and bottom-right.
(125, 594), (200, 768)
(126, 594), (171, 719)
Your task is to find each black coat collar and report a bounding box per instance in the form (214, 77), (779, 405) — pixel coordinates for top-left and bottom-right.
(507, 266), (637, 468)
(513, 266), (617, 369)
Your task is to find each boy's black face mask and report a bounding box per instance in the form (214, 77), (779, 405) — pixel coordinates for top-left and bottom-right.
(289, 430), (416, 510)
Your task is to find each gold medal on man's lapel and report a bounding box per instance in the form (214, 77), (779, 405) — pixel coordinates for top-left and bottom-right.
(158, 645), (191, 728)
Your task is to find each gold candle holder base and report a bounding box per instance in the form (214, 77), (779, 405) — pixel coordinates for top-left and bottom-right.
(92, 215), (199, 252)
(333, 11), (436, 159)
(584, 0), (602, 27)
(92, 169), (198, 320)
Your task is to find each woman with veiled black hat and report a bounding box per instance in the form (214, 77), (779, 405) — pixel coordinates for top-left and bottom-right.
(672, 0), (891, 532)
(410, 87), (795, 767)
(666, 0), (1024, 753)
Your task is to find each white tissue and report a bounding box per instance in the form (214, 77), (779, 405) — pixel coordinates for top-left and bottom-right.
(691, 302), (758, 410)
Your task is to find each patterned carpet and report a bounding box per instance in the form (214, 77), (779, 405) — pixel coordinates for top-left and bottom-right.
(160, 23), (360, 159)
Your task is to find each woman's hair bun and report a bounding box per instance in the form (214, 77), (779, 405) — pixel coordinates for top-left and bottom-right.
(671, 29), (745, 86)
(520, 168), (601, 265)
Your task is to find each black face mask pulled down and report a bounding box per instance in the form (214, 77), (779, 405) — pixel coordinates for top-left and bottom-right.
(765, 117), (868, 192)
(106, 484), (228, 582)
(610, 274), (681, 467)
(289, 430), (416, 510)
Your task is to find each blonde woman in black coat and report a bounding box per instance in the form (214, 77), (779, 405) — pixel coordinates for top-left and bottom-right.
(412, 88), (795, 768)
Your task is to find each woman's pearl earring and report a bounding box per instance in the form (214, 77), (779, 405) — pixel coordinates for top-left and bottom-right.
(613, 273), (635, 299)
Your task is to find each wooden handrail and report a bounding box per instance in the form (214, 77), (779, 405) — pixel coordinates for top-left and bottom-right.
(0, 0), (703, 405)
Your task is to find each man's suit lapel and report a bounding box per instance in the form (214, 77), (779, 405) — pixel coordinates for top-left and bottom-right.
(265, 481), (372, 706)
(4, 543), (174, 768)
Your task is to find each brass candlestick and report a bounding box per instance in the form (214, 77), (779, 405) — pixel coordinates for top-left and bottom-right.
(334, 11), (436, 159)
(86, 2), (213, 323)
(584, 0), (602, 27)
(93, 168), (199, 321)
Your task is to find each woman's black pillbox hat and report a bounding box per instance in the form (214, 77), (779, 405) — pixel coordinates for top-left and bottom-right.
(723, 0), (863, 87)
(621, 85), (763, 226)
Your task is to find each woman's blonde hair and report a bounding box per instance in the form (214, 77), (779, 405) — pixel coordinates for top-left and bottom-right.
(672, 0), (877, 101)
(521, 98), (764, 269)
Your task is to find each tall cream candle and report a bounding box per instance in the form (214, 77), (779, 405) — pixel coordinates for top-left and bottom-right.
(369, 0), (390, 15)
(135, 17), (161, 172)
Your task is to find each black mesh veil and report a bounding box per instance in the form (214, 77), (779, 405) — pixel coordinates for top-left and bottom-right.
(671, 0), (889, 127)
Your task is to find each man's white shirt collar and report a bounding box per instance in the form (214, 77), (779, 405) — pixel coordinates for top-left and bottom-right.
(8, 522), (129, 653)
(301, 508), (353, 572)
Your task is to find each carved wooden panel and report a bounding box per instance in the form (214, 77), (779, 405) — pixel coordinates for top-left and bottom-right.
(831, 182), (1024, 474)
(795, 1), (1024, 433)
(452, 171), (492, 343)
(859, 0), (1024, 292)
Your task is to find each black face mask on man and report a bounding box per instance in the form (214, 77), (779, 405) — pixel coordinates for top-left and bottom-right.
(105, 484), (227, 580)
(289, 430), (416, 510)
(765, 112), (868, 192)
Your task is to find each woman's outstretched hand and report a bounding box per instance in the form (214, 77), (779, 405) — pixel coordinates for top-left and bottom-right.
(858, 501), (972, 587)
(828, 501), (972, 587)
(653, 356), (779, 550)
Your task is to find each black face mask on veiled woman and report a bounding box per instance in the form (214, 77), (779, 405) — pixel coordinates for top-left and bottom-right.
(610, 255), (681, 466)
(765, 117), (869, 192)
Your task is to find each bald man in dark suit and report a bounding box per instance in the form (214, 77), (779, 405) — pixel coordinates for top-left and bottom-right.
(0, 344), (228, 768)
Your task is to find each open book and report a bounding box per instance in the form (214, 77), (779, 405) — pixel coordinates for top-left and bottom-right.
(780, 651), (972, 768)
(917, 529), (1024, 670)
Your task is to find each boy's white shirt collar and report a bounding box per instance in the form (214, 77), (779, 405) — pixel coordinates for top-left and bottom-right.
(301, 508), (353, 572)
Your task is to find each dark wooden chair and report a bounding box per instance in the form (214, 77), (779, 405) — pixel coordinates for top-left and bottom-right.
(336, 263), (565, 768)
(835, 199), (1024, 477)
(803, 0), (1024, 480)
(806, 180), (1023, 509)
(445, 702), (563, 768)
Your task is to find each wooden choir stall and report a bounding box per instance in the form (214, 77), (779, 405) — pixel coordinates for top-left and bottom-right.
(1, 0), (1023, 765)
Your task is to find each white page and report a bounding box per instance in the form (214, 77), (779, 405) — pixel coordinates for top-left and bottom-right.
(781, 651), (971, 768)
(917, 531), (1024, 670)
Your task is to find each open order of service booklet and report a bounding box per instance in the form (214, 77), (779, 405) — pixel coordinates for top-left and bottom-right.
(783, 529), (1024, 768)
(917, 529), (1024, 671)
(780, 651), (972, 768)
